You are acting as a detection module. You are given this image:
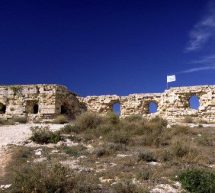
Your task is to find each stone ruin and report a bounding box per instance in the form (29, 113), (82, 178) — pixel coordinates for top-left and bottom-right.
(0, 84), (215, 123)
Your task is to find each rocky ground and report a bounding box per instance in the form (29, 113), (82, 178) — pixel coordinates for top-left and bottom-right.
(0, 115), (214, 193)
(0, 124), (63, 181)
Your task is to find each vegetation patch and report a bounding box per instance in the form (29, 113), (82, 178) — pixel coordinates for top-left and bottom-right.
(179, 168), (215, 193)
(53, 115), (69, 124)
(1, 112), (215, 193)
(138, 150), (157, 162)
(30, 126), (63, 144)
(60, 145), (87, 157)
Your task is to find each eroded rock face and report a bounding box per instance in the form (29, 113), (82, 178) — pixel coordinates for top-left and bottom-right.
(0, 84), (215, 123)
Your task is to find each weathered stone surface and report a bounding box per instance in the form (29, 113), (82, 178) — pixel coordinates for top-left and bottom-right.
(0, 84), (82, 122)
(79, 85), (215, 123)
(1, 84), (215, 123)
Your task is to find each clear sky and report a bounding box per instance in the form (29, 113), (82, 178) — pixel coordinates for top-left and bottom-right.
(0, 0), (215, 96)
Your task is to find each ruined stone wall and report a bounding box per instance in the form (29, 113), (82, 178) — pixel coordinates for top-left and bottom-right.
(1, 84), (215, 123)
(0, 84), (81, 122)
(55, 86), (84, 119)
(79, 85), (215, 123)
(160, 85), (215, 122)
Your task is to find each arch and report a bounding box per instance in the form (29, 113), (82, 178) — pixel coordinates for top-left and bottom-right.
(112, 102), (121, 115)
(148, 101), (158, 114)
(33, 104), (39, 114)
(0, 103), (6, 114)
(26, 100), (39, 114)
(189, 95), (200, 110)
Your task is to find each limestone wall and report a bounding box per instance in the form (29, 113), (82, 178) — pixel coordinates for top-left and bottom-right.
(0, 84), (215, 123)
(160, 85), (215, 122)
(80, 85), (215, 123)
(0, 84), (81, 122)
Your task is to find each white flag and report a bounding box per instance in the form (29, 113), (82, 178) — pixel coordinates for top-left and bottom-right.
(167, 75), (176, 83)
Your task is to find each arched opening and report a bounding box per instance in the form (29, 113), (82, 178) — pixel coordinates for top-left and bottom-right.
(26, 100), (39, 114)
(112, 103), (121, 116)
(0, 103), (6, 114)
(148, 101), (158, 114)
(33, 104), (39, 114)
(189, 95), (200, 110)
(60, 105), (68, 115)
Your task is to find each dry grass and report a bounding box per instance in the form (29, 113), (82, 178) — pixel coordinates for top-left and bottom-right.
(53, 115), (69, 124)
(1, 112), (215, 193)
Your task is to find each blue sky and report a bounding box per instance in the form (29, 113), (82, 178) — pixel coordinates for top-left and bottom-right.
(0, 0), (215, 96)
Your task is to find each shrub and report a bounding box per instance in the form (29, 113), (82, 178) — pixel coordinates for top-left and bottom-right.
(76, 112), (103, 130)
(171, 141), (190, 158)
(95, 147), (111, 157)
(53, 115), (69, 124)
(30, 126), (63, 144)
(59, 124), (77, 134)
(179, 168), (215, 193)
(149, 116), (167, 127)
(171, 125), (189, 135)
(4, 146), (33, 183)
(107, 143), (127, 152)
(137, 150), (157, 162)
(140, 121), (167, 147)
(160, 149), (173, 162)
(197, 134), (215, 146)
(107, 130), (130, 145)
(8, 163), (75, 193)
(106, 111), (120, 125)
(61, 145), (87, 157)
(0, 118), (15, 125)
(112, 181), (148, 193)
(125, 115), (143, 122)
(95, 123), (112, 136)
(136, 168), (152, 181)
(13, 116), (27, 123)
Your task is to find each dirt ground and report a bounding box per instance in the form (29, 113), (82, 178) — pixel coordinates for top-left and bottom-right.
(0, 124), (63, 180)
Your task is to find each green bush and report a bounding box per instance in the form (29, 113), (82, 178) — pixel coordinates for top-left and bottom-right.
(30, 126), (63, 144)
(179, 168), (215, 193)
